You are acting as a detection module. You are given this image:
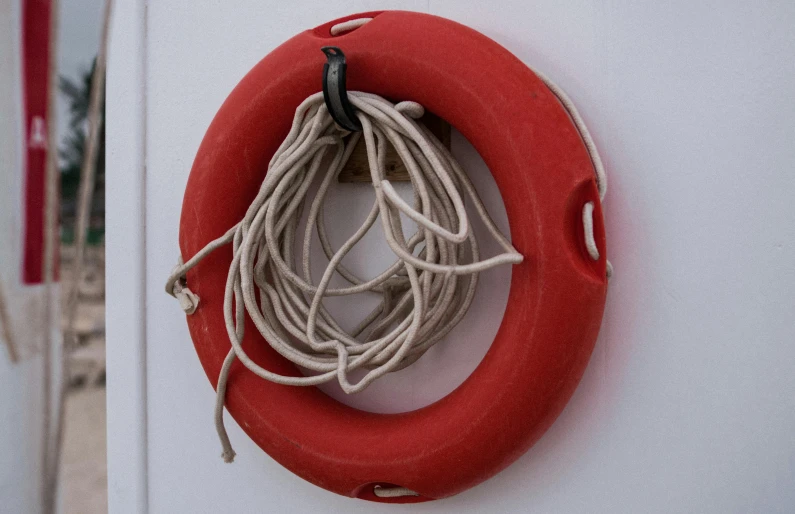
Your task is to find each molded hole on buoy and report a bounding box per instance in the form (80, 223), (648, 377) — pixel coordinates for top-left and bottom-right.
(312, 12), (383, 39)
(354, 483), (429, 503)
(564, 178), (607, 282)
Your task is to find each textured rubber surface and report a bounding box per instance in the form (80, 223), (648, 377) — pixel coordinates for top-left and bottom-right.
(180, 10), (607, 503)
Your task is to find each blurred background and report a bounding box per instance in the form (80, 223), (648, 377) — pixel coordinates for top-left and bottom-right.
(1, 0), (108, 512)
(56, 0), (108, 511)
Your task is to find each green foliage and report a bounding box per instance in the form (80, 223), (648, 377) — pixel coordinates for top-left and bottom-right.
(59, 57), (105, 242)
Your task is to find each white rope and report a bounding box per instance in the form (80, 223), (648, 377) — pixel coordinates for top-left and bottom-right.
(583, 201), (600, 260)
(530, 69), (607, 202)
(166, 91), (524, 462)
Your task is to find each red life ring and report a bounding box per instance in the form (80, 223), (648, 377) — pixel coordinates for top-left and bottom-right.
(180, 10), (607, 503)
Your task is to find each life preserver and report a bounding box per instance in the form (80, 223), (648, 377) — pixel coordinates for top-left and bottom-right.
(179, 10), (607, 503)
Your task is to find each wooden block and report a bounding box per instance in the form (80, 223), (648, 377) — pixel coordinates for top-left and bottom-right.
(337, 112), (451, 183)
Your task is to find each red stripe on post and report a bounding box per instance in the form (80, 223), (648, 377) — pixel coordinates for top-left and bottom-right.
(22, 0), (54, 284)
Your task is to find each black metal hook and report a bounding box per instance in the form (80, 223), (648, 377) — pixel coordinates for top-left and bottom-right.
(321, 46), (362, 132)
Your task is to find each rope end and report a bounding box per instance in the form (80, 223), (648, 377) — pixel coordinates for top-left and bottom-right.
(176, 286), (200, 315)
(221, 449), (236, 463)
(171, 280), (200, 315)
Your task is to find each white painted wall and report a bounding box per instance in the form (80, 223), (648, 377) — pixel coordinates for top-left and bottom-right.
(107, 1), (795, 512)
(1, 2), (60, 513)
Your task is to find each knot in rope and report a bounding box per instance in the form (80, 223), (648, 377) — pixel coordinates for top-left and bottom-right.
(168, 259), (200, 314)
(172, 281), (200, 315)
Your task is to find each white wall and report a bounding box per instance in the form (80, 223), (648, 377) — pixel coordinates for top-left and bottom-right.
(107, 1), (795, 512)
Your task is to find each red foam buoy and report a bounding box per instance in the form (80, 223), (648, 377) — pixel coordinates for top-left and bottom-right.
(179, 10), (607, 502)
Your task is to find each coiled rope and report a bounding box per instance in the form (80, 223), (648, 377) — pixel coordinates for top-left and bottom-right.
(166, 20), (610, 491)
(167, 91), (525, 463)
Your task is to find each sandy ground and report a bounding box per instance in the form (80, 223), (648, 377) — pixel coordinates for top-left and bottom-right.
(59, 245), (108, 514)
(60, 388), (107, 514)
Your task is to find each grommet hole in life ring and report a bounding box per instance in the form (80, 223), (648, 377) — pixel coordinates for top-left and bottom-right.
(303, 126), (513, 414)
(312, 12), (380, 38)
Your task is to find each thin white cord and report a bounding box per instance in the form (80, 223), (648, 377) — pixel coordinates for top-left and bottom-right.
(583, 201), (600, 260)
(529, 69), (607, 202)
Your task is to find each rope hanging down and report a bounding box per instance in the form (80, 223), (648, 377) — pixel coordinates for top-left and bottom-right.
(167, 91), (529, 461)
